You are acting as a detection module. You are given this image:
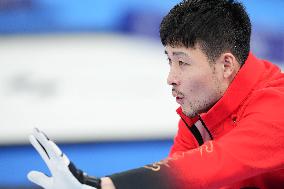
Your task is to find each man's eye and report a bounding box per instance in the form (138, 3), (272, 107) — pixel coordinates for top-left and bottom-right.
(168, 58), (172, 65)
(178, 61), (186, 66)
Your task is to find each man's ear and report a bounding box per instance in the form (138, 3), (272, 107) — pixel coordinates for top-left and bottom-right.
(221, 53), (239, 79)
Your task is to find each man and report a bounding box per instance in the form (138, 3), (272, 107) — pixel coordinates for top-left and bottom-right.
(28, 0), (284, 188)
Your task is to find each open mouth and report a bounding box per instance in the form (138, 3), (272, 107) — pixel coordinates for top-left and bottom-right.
(172, 88), (184, 104)
(176, 96), (184, 104)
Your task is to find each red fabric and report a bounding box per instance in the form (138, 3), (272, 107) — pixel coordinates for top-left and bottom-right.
(168, 53), (284, 188)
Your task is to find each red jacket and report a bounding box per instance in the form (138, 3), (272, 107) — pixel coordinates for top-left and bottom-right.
(168, 53), (284, 188)
(109, 53), (284, 189)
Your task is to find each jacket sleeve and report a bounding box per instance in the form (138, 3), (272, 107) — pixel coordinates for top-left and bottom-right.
(109, 91), (284, 189)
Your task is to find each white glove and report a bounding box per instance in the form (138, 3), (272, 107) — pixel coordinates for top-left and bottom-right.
(27, 128), (101, 189)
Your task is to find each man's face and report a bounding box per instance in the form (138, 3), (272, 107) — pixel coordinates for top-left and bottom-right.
(165, 45), (225, 118)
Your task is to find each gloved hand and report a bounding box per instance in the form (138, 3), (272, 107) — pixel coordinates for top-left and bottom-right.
(27, 128), (101, 189)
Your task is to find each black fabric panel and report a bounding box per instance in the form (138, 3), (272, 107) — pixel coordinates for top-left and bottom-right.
(109, 166), (177, 189)
(198, 116), (213, 140)
(189, 125), (204, 146)
(180, 117), (204, 146)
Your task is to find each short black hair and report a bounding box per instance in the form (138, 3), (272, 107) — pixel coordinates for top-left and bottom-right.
(160, 0), (251, 65)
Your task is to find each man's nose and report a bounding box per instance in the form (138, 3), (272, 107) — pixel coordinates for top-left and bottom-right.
(167, 67), (180, 86)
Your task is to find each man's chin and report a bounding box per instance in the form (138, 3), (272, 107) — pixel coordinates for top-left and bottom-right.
(181, 107), (197, 118)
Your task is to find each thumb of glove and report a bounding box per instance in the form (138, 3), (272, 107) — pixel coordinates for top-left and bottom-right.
(27, 170), (52, 189)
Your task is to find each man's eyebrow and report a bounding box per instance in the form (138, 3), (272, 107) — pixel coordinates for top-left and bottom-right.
(164, 50), (188, 57)
(173, 51), (188, 57)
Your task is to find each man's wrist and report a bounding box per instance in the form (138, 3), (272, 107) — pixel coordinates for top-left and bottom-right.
(101, 177), (116, 189)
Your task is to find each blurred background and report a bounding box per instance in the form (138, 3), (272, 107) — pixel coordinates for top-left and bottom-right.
(0, 0), (283, 188)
